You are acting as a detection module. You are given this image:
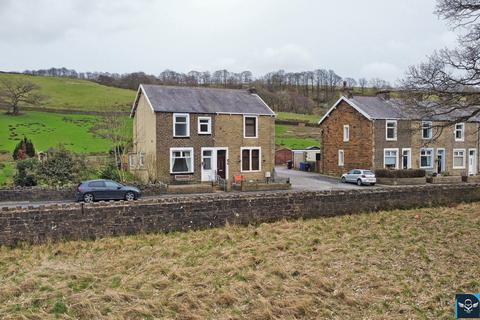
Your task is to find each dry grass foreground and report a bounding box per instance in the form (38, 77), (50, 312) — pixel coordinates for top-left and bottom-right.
(1, 203), (480, 319)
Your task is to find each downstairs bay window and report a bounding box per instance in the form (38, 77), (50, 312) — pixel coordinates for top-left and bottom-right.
(170, 148), (194, 174)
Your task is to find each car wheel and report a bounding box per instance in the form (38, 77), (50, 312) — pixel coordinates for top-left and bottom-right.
(341, 177), (346, 183)
(371, 183), (376, 186)
(125, 191), (135, 201)
(83, 193), (94, 203)
(357, 179), (362, 186)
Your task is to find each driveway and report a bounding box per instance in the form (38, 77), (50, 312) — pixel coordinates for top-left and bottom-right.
(276, 166), (366, 191)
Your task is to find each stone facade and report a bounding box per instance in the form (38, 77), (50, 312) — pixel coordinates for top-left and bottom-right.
(320, 101), (374, 175)
(320, 97), (480, 176)
(130, 94), (275, 183)
(1, 184), (480, 246)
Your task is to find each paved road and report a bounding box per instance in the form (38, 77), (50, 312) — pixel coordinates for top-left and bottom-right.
(275, 166), (366, 191)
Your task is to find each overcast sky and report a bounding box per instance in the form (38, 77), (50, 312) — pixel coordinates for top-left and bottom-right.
(0, 0), (457, 84)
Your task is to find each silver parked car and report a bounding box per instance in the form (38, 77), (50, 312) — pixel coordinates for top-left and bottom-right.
(341, 169), (376, 186)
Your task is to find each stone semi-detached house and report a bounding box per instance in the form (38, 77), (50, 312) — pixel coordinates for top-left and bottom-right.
(319, 94), (480, 176)
(129, 85), (276, 183)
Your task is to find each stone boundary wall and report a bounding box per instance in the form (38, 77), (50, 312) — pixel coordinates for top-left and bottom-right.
(0, 184), (167, 202)
(1, 184), (479, 246)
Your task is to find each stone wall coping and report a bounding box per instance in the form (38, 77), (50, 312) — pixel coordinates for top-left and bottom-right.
(2, 183), (479, 214)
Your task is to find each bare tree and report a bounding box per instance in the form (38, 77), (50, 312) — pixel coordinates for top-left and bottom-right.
(100, 112), (132, 182)
(402, 0), (480, 122)
(358, 78), (368, 94)
(344, 77), (357, 88)
(0, 79), (44, 115)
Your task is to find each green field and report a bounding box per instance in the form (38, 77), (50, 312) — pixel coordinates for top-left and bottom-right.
(275, 124), (320, 149)
(0, 73), (136, 112)
(0, 111), (117, 154)
(276, 112), (320, 124)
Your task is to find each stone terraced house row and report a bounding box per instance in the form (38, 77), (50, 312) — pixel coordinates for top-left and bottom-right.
(318, 93), (480, 176)
(129, 84), (276, 183)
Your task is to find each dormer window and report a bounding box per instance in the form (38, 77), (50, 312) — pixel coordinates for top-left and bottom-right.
(173, 113), (190, 137)
(422, 121), (432, 139)
(455, 123), (464, 141)
(386, 120), (397, 141)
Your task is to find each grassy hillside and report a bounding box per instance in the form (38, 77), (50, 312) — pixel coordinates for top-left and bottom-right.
(0, 203), (478, 319)
(0, 111), (120, 154)
(0, 73), (135, 112)
(275, 124), (320, 149)
(276, 112), (320, 124)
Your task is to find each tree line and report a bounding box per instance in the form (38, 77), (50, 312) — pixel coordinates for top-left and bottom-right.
(21, 67), (392, 114)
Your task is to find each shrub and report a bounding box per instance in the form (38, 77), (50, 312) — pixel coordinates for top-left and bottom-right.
(374, 169), (426, 178)
(98, 162), (121, 181)
(14, 158), (39, 186)
(12, 137), (36, 160)
(36, 145), (87, 186)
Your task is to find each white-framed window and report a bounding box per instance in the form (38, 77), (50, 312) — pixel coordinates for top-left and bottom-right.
(453, 149), (466, 169)
(198, 116), (212, 135)
(422, 121), (432, 139)
(128, 154), (135, 168)
(455, 123), (465, 141)
(420, 148), (434, 168)
(343, 125), (350, 142)
(383, 148), (399, 169)
(170, 147), (194, 173)
(386, 120), (397, 141)
(401, 148), (412, 169)
(338, 149), (344, 166)
(139, 152), (145, 168)
(173, 113), (190, 137)
(241, 147), (261, 172)
(244, 115), (258, 138)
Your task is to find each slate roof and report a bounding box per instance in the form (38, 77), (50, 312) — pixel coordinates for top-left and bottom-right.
(131, 85), (275, 116)
(319, 95), (480, 123)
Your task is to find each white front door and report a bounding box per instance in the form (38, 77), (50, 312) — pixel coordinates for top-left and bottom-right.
(201, 148), (215, 181)
(469, 149), (477, 176)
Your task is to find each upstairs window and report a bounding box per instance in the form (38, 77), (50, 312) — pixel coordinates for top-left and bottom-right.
(244, 116), (258, 138)
(343, 125), (350, 142)
(455, 123), (464, 141)
(386, 120), (397, 141)
(422, 121), (432, 139)
(198, 117), (212, 135)
(173, 113), (190, 137)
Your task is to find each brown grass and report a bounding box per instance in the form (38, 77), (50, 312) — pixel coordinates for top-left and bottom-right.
(1, 203), (480, 319)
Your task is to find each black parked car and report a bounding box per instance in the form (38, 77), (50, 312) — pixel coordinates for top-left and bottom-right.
(76, 179), (141, 203)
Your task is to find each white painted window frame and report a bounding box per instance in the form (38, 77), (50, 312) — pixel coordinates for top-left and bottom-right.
(338, 149), (344, 166)
(455, 123), (465, 142)
(173, 113), (190, 137)
(401, 148), (412, 169)
(198, 116), (212, 135)
(240, 147), (261, 172)
(385, 120), (397, 141)
(139, 152), (145, 168)
(243, 115), (258, 139)
(343, 125), (350, 142)
(421, 121), (433, 140)
(170, 147), (194, 174)
(383, 148), (399, 169)
(419, 148), (434, 169)
(453, 148), (466, 169)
